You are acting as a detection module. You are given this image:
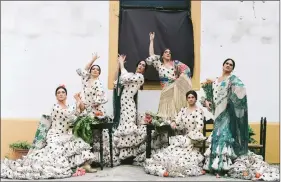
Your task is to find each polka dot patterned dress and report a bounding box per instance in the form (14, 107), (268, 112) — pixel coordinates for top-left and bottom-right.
(76, 68), (107, 115)
(113, 69), (147, 161)
(143, 107), (206, 177)
(76, 68), (120, 167)
(1, 104), (95, 180)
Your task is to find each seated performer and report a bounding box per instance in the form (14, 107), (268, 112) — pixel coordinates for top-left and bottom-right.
(1, 85), (96, 180)
(113, 54), (147, 163)
(145, 32), (192, 119)
(201, 59), (279, 181)
(143, 90), (206, 177)
(75, 53), (120, 167)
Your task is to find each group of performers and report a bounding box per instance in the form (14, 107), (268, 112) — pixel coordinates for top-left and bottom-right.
(1, 32), (279, 181)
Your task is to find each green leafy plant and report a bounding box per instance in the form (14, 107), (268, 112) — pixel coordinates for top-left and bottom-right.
(72, 115), (111, 144)
(248, 125), (257, 144)
(248, 125), (260, 154)
(9, 141), (31, 150)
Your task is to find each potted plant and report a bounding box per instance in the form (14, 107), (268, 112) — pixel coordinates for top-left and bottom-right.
(9, 141), (31, 159)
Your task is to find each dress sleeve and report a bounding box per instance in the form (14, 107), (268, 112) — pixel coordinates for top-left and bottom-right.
(145, 55), (161, 71)
(76, 68), (89, 78)
(67, 104), (79, 123)
(120, 69), (144, 85)
(228, 75), (249, 156)
(173, 108), (185, 131)
(187, 109), (206, 141)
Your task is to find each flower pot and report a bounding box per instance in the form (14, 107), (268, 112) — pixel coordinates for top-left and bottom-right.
(13, 149), (29, 159)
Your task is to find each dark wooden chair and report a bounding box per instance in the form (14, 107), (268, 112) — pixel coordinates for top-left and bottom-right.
(91, 122), (114, 170)
(248, 117), (267, 161)
(145, 124), (174, 158)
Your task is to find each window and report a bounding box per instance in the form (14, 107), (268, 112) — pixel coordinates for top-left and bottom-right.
(108, 1), (201, 90)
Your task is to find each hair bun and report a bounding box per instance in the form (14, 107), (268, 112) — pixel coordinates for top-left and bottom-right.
(59, 84), (66, 88)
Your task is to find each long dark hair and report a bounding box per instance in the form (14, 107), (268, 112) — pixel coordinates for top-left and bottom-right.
(135, 60), (148, 90)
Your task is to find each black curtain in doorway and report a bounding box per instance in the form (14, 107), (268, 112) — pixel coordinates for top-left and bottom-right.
(118, 9), (195, 81)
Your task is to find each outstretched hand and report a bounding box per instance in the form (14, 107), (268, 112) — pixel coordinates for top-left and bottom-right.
(92, 52), (100, 61)
(74, 92), (81, 101)
(118, 54), (126, 64)
(149, 32), (155, 41)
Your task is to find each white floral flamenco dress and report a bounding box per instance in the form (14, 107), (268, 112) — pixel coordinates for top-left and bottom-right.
(1, 104), (95, 180)
(143, 107), (206, 177)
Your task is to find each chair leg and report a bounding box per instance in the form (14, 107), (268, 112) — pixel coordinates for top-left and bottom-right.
(262, 147), (266, 161)
(99, 129), (104, 170)
(109, 128), (113, 168)
(146, 127), (152, 158)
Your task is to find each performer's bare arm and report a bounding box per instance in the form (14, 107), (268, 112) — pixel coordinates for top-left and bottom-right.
(74, 92), (85, 113)
(114, 56), (120, 81)
(149, 32), (155, 56)
(85, 52), (100, 71)
(118, 54), (127, 73)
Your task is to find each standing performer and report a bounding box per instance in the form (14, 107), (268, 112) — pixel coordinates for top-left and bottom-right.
(201, 59), (279, 181)
(75, 53), (119, 167)
(146, 32), (192, 119)
(76, 53), (107, 116)
(113, 54), (147, 162)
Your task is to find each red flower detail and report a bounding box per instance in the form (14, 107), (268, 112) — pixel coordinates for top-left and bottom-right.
(144, 114), (152, 124)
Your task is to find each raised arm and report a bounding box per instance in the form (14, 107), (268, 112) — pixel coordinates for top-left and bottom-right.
(74, 92), (85, 114)
(149, 32), (155, 56)
(114, 57), (120, 81)
(118, 54), (128, 75)
(85, 52), (100, 71)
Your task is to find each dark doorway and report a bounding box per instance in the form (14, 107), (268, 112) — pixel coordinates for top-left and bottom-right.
(118, 9), (195, 81)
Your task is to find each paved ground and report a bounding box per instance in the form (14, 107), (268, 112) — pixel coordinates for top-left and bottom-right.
(1, 165), (248, 181)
